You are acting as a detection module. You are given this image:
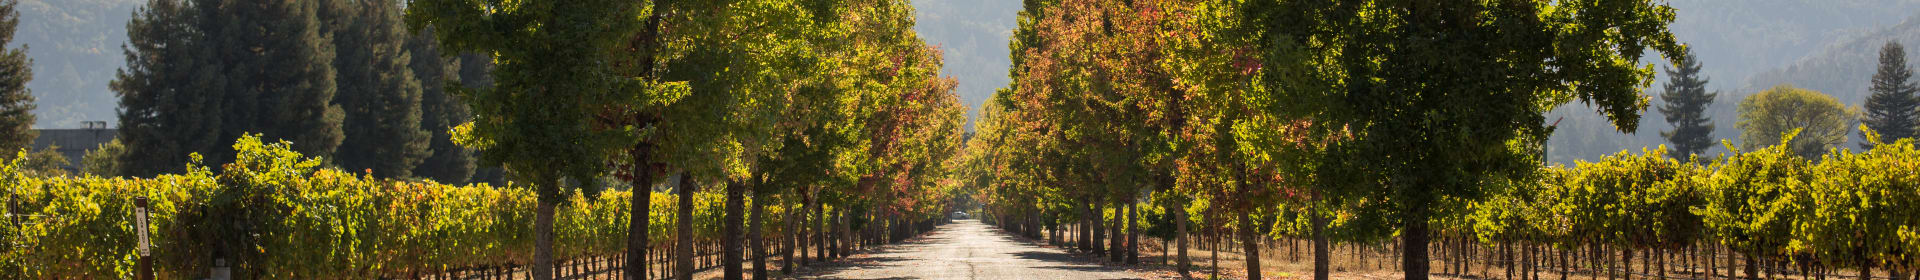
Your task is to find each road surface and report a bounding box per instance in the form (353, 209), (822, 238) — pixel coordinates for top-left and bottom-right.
(796, 220), (1146, 280)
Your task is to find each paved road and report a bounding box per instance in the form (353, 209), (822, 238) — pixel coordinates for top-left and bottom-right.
(797, 220), (1145, 280)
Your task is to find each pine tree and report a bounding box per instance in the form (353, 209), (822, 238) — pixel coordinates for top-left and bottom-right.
(213, 0), (343, 161)
(1658, 50), (1718, 159)
(118, 0), (344, 176)
(0, 0), (32, 158)
(114, 0), (225, 177)
(331, 0), (429, 178)
(408, 26), (476, 184)
(1862, 41), (1919, 147)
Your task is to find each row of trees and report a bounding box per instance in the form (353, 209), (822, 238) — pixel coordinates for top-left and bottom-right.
(967, 1), (1920, 280)
(964, 0), (1687, 279)
(404, 0), (970, 280)
(51, 0), (974, 280)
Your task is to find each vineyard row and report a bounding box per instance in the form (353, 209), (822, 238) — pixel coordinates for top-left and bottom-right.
(0, 135), (948, 279)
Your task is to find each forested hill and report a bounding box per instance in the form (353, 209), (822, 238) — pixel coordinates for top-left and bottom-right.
(910, 0), (1021, 130)
(1741, 16), (1920, 111)
(1546, 0), (1920, 165)
(1665, 0), (1920, 86)
(12, 0), (141, 128)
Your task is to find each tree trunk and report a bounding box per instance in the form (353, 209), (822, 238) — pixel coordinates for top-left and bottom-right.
(1862, 249), (1873, 280)
(1210, 228), (1220, 280)
(839, 209), (853, 257)
(1313, 204), (1330, 280)
(1110, 201), (1124, 263)
(722, 180), (746, 280)
(674, 175), (696, 280)
(1404, 218), (1432, 280)
(812, 196), (824, 262)
(626, 153), (655, 280)
(535, 191), (558, 280)
(749, 189), (767, 280)
(1744, 252), (1759, 280)
(1079, 200), (1093, 252)
(1174, 198), (1190, 277)
(1127, 202), (1139, 264)
(783, 187), (802, 273)
(1242, 209), (1262, 280)
(1622, 247), (1632, 280)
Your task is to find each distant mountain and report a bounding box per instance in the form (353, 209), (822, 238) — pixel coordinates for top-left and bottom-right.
(910, 0), (1021, 130)
(14, 0), (143, 129)
(1547, 1), (1920, 164)
(1665, 0), (1920, 86)
(1741, 16), (1920, 108)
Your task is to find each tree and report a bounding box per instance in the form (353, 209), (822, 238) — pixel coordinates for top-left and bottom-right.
(407, 26), (476, 184)
(1189, 1), (1686, 279)
(113, 0), (223, 177)
(1738, 85), (1858, 159)
(115, 0), (344, 177)
(331, 0), (429, 179)
(81, 139), (126, 177)
(1861, 41), (1919, 147)
(1660, 49), (1718, 159)
(214, 0), (344, 161)
(599, 1), (831, 279)
(405, 0), (644, 278)
(18, 145), (67, 176)
(0, 0), (30, 158)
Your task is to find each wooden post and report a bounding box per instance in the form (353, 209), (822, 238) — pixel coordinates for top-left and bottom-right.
(135, 196), (154, 280)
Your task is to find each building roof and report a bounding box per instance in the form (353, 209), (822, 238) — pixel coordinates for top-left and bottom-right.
(28, 128), (117, 173)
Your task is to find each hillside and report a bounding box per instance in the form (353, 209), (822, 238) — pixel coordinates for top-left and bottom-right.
(910, 0), (1021, 129)
(13, 0), (142, 128)
(1741, 16), (1920, 108)
(1546, 1), (1920, 164)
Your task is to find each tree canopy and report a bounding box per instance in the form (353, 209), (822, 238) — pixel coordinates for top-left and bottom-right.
(1738, 85), (1858, 159)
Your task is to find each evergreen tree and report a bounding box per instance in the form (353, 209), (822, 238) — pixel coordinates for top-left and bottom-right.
(331, 0), (428, 178)
(210, 0), (342, 162)
(114, 0), (225, 177)
(117, 0), (344, 176)
(1658, 50), (1718, 159)
(1862, 41), (1919, 147)
(408, 26), (476, 184)
(0, 0), (33, 158)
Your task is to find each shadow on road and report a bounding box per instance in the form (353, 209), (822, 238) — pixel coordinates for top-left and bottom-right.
(1011, 251), (1086, 263)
